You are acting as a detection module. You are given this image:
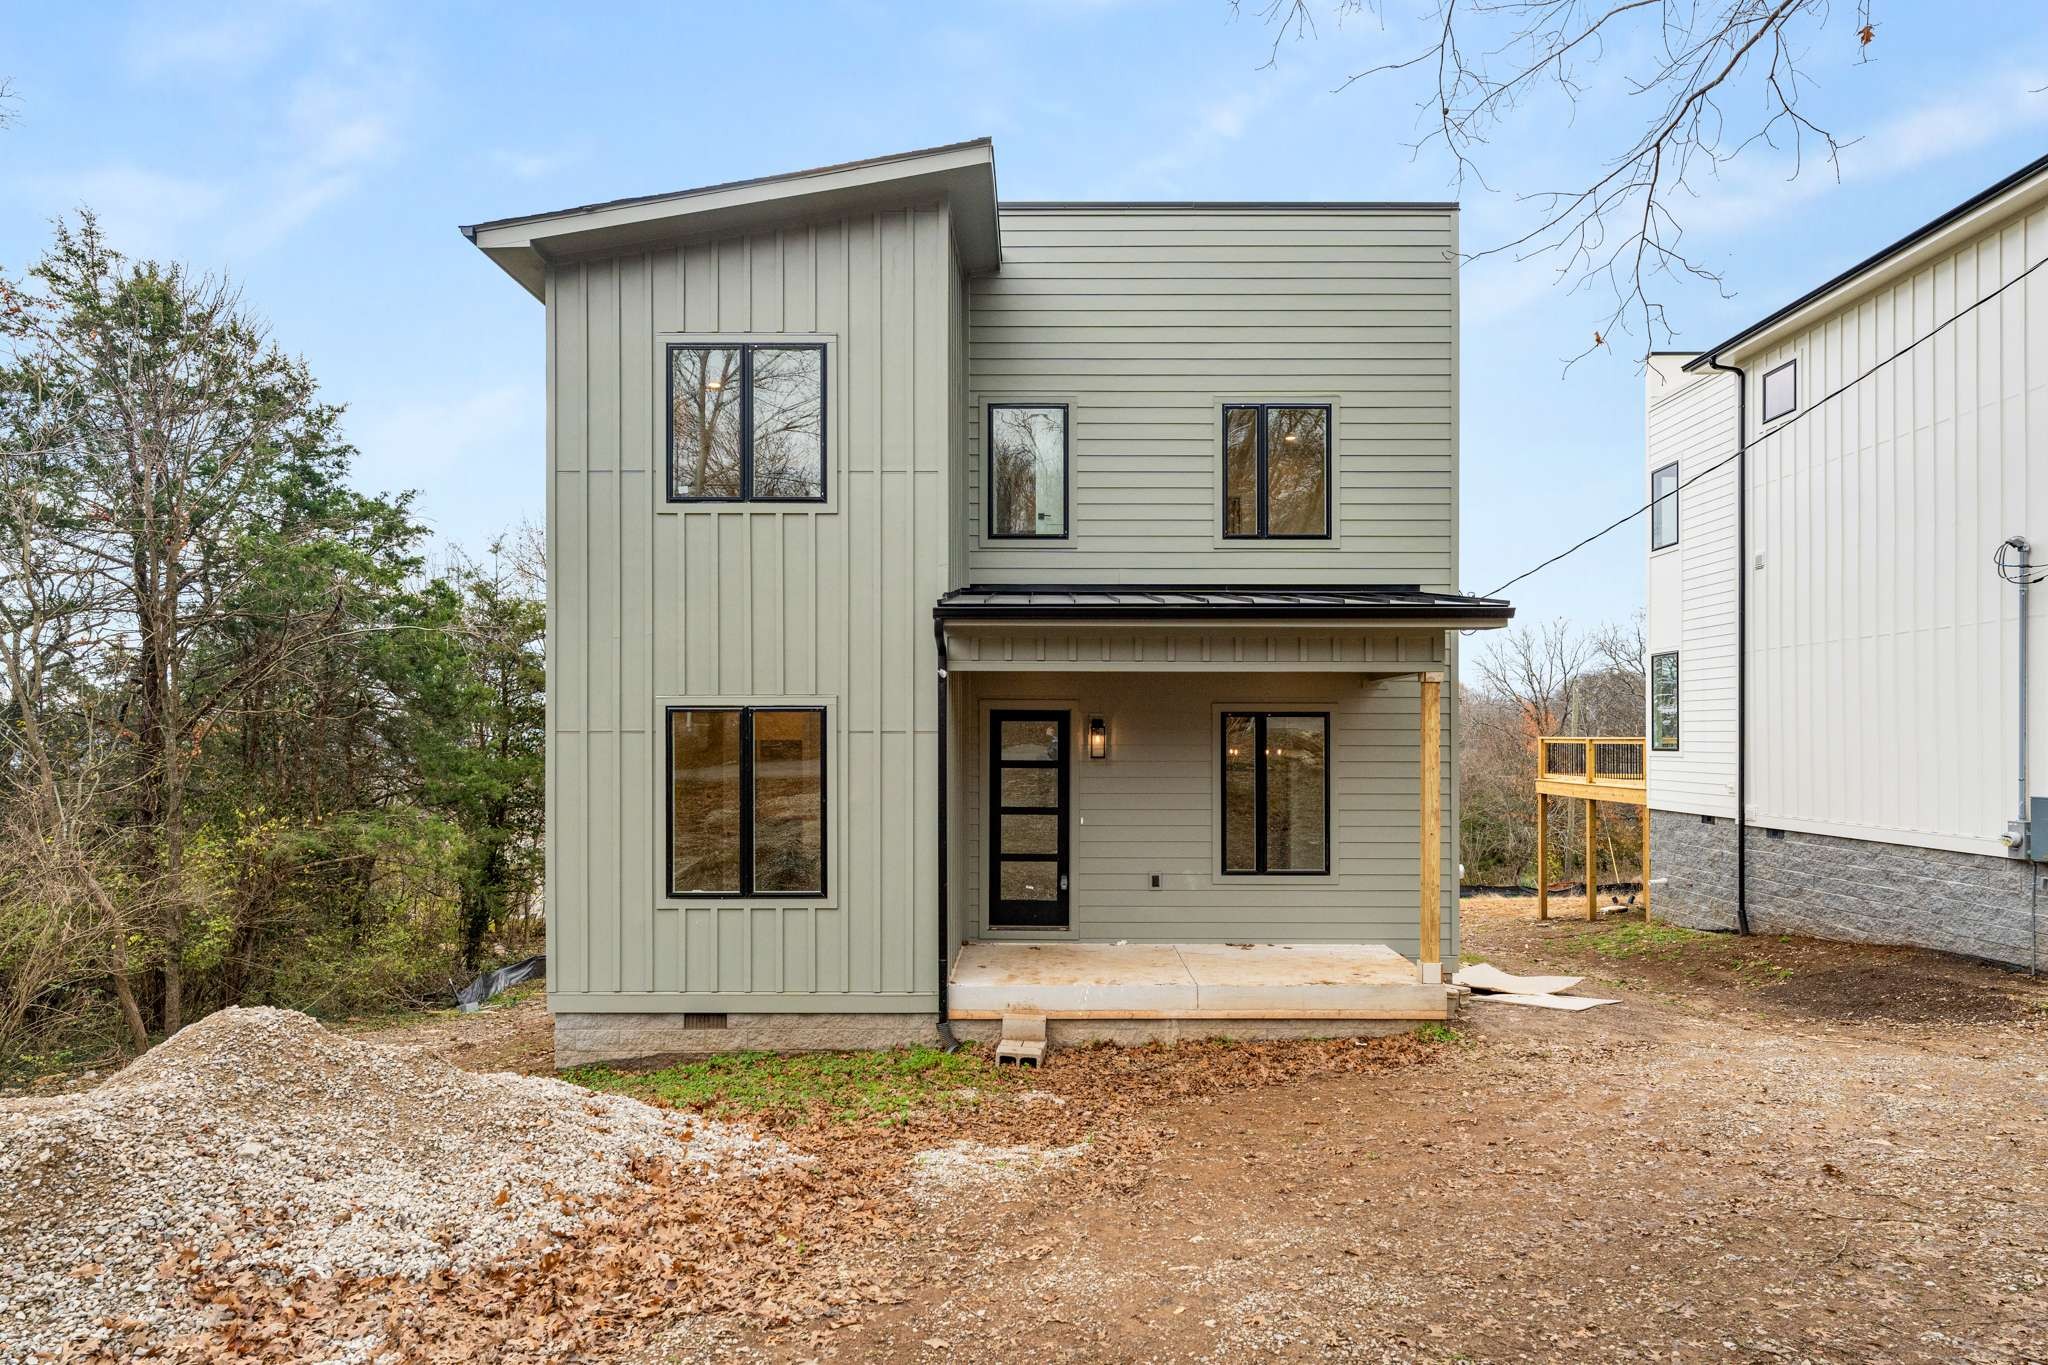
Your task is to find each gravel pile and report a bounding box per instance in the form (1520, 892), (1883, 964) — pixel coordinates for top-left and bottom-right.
(909, 1139), (1087, 1202)
(0, 1006), (787, 1359)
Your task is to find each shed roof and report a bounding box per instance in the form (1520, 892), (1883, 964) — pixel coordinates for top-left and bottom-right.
(462, 139), (1001, 299)
(933, 584), (1513, 625)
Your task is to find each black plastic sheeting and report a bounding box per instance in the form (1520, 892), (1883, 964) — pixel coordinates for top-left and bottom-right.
(455, 955), (545, 1012)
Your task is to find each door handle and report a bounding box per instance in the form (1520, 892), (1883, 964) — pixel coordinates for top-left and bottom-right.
(1059, 874), (1069, 892)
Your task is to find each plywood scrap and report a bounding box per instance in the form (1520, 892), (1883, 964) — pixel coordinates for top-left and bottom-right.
(1452, 963), (1585, 996)
(1467, 991), (1618, 1011)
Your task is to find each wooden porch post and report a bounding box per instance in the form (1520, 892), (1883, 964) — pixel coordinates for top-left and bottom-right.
(1584, 797), (1599, 921)
(1419, 672), (1443, 984)
(1535, 794), (1549, 920)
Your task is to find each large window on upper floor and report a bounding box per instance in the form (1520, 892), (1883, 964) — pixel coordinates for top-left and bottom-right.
(987, 403), (1069, 538)
(667, 343), (826, 503)
(1222, 404), (1330, 539)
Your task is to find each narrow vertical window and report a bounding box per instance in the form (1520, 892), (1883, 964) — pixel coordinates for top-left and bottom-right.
(668, 706), (826, 897)
(986, 403), (1069, 538)
(1650, 653), (1680, 752)
(1650, 462), (1679, 550)
(1761, 359), (1797, 424)
(667, 343), (826, 502)
(1220, 712), (1330, 874)
(1220, 404), (1330, 539)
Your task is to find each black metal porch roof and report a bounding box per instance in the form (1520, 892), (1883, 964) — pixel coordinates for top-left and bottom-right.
(933, 584), (1514, 623)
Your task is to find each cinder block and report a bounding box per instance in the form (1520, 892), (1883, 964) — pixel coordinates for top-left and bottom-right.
(1001, 1012), (1048, 1042)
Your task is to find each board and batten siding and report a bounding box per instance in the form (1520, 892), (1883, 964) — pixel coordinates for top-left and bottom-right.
(1687, 195), (2048, 856)
(1644, 360), (1740, 817)
(956, 670), (1457, 959)
(963, 206), (1458, 586)
(545, 205), (957, 1013)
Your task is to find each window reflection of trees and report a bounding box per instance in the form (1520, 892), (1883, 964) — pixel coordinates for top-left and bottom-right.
(990, 405), (1065, 536)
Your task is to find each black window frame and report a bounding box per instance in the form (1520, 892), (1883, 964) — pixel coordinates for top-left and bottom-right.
(984, 402), (1072, 541)
(664, 342), (828, 505)
(1650, 461), (1680, 551)
(1761, 359), (1798, 424)
(1220, 403), (1333, 541)
(1650, 653), (1680, 752)
(1219, 710), (1332, 876)
(664, 704), (829, 899)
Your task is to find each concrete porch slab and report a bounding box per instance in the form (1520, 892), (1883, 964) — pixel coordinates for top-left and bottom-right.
(1177, 942), (1445, 1014)
(948, 942), (1199, 1015)
(948, 941), (1448, 1020)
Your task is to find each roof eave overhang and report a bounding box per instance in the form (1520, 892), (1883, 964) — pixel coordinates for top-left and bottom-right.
(935, 608), (1514, 628)
(1684, 151), (2048, 372)
(462, 139), (1001, 301)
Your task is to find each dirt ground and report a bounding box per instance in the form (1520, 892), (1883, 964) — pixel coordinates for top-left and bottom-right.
(628, 899), (2048, 1364)
(322, 899), (2048, 1364)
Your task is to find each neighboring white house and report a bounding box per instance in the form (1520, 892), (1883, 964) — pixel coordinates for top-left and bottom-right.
(1645, 151), (2048, 970)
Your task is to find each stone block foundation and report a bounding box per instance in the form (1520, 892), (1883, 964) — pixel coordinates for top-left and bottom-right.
(553, 1012), (944, 1069)
(1649, 808), (2042, 968)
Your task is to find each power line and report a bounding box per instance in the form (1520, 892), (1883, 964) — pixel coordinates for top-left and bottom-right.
(1478, 247), (2048, 602)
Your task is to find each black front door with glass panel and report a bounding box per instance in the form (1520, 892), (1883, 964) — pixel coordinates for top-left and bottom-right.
(989, 710), (1070, 928)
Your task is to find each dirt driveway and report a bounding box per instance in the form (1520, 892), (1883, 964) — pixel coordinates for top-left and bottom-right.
(646, 900), (2048, 1364)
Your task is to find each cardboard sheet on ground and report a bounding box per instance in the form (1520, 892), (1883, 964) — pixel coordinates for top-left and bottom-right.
(1467, 991), (1619, 1011)
(1452, 963), (1585, 996)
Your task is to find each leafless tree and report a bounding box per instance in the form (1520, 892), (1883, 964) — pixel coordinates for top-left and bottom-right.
(0, 471), (152, 1053)
(1240, 0), (1881, 366)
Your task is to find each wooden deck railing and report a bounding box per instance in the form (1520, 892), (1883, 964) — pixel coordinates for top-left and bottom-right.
(1537, 736), (1646, 786)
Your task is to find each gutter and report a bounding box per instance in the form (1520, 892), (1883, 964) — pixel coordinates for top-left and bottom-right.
(932, 618), (960, 1050)
(1701, 354), (1753, 936)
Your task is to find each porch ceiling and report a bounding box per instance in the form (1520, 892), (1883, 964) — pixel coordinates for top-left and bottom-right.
(947, 942), (1449, 1019)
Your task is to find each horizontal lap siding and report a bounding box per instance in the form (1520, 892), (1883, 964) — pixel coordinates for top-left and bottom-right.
(548, 209), (953, 1009)
(960, 671), (1451, 957)
(1645, 365), (1740, 817)
(966, 208), (1456, 586)
(1745, 201), (2048, 854)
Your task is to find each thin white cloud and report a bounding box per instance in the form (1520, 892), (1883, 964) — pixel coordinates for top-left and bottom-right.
(22, 165), (224, 261)
(349, 384), (541, 497)
(38, 7), (421, 262)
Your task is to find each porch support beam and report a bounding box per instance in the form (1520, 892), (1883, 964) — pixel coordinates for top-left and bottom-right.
(1418, 671), (1443, 985)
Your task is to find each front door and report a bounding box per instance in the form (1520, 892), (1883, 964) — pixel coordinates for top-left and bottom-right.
(989, 710), (1070, 928)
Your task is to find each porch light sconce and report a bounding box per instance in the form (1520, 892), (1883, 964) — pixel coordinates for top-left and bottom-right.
(1088, 715), (1107, 759)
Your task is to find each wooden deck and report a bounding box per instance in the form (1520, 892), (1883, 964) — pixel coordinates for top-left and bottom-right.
(947, 942), (1449, 1020)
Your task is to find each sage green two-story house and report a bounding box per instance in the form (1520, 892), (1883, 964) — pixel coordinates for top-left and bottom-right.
(464, 140), (1512, 1065)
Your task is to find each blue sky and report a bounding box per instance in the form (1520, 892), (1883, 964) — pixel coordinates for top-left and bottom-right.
(5, 2), (2045, 632)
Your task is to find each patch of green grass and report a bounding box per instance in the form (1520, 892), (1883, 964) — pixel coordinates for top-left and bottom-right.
(1585, 920), (1716, 959)
(1733, 955), (1795, 984)
(1413, 1021), (1467, 1046)
(567, 1045), (1009, 1123)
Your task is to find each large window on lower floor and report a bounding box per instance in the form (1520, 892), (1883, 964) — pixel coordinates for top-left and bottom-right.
(668, 706), (826, 897)
(1221, 711), (1330, 874)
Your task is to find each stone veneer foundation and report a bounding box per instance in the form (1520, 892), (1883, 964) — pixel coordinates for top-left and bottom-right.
(1649, 808), (2042, 969)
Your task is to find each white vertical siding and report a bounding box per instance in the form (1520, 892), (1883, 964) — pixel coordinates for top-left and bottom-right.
(1714, 196), (2048, 854)
(1645, 361), (1740, 817)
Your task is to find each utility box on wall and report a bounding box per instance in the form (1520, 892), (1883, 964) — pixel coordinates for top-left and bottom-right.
(2028, 797), (2048, 861)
